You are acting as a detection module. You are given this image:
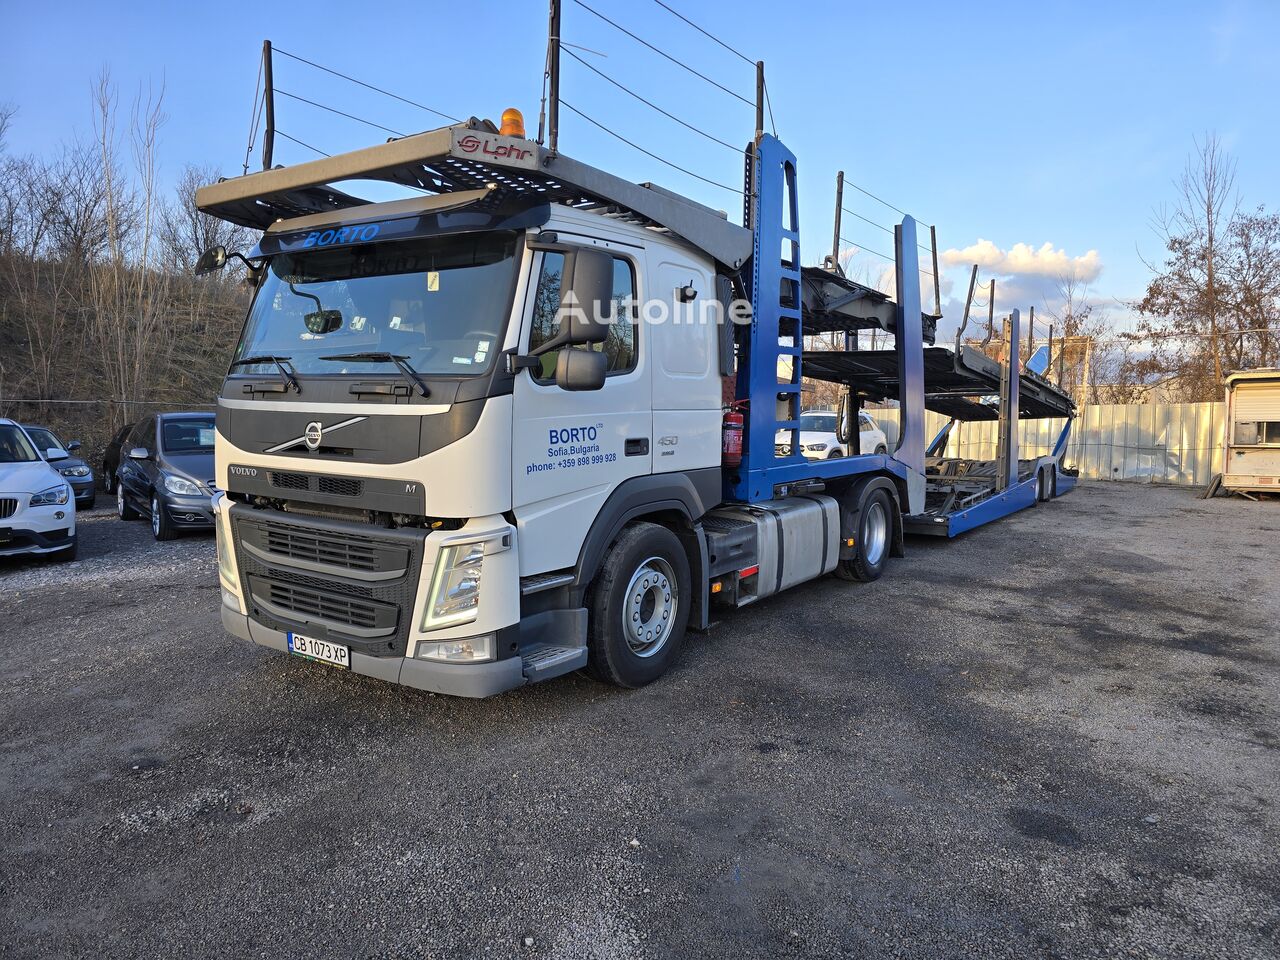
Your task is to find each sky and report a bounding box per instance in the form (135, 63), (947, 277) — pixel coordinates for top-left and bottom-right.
(4, 0), (1278, 339)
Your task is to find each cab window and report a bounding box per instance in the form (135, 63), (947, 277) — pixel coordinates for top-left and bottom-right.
(529, 251), (637, 381)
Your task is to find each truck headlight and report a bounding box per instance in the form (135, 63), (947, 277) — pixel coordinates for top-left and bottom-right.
(31, 484), (70, 506)
(163, 473), (202, 496)
(414, 634), (495, 663)
(59, 465), (91, 478)
(422, 541), (486, 629)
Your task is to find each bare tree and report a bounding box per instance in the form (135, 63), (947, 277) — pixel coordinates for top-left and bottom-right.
(1135, 135), (1278, 400)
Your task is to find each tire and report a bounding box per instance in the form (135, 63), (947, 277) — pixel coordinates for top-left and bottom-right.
(103, 470), (115, 494)
(835, 488), (893, 583)
(52, 541), (77, 562)
(874, 445), (887, 455)
(825, 449), (842, 459)
(585, 521), (692, 688)
(117, 483), (140, 521)
(1036, 468), (1050, 503)
(151, 494), (177, 541)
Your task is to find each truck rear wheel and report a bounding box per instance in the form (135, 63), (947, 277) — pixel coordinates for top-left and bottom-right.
(585, 521), (691, 688)
(835, 487), (892, 583)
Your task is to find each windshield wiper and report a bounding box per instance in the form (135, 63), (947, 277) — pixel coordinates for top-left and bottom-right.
(319, 352), (430, 398)
(229, 354), (301, 393)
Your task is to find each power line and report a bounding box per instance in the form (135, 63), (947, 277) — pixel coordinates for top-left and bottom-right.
(561, 47), (740, 153)
(838, 235), (935, 277)
(276, 130), (329, 158)
(651, 0), (755, 65)
(561, 101), (742, 195)
(275, 89), (407, 138)
(273, 47), (460, 124)
(569, 0), (755, 108)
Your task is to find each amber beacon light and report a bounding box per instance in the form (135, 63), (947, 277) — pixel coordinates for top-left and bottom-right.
(500, 107), (526, 137)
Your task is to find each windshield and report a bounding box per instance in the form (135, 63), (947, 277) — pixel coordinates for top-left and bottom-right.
(801, 414), (837, 433)
(0, 425), (39, 463)
(233, 232), (520, 377)
(24, 427), (63, 455)
(161, 419), (215, 453)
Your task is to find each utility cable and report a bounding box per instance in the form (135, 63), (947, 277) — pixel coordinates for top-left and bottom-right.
(275, 89), (407, 138)
(561, 101), (742, 195)
(651, 0), (755, 64)
(561, 47), (740, 153)
(275, 130), (330, 158)
(273, 47), (460, 123)
(569, 0), (754, 107)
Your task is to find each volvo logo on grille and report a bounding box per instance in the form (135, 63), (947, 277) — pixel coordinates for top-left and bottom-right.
(265, 416), (367, 455)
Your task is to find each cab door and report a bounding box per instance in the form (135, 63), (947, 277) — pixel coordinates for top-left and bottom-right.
(511, 242), (650, 576)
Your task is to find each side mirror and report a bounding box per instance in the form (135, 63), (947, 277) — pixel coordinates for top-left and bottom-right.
(555, 347), (606, 392)
(128, 446), (150, 460)
(195, 245), (228, 276)
(67, 440), (82, 452)
(305, 310), (343, 335)
(46, 447), (68, 461)
(530, 247), (613, 357)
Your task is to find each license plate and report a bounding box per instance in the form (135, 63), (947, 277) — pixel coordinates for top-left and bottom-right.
(287, 632), (350, 669)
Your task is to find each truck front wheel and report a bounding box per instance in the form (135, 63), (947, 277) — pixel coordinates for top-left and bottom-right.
(585, 521), (691, 688)
(835, 487), (892, 583)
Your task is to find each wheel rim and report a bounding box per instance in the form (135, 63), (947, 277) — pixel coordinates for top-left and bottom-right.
(623, 556), (678, 659)
(117, 485), (125, 518)
(152, 497), (160, 535)
(863, 501), (888, 566)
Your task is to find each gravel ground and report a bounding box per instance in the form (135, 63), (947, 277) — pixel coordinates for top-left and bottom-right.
(1, 483), (1277, 959)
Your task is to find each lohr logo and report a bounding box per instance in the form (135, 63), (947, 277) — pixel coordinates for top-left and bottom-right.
(455, 134), (534, 163)
(304, 421), (324, 451)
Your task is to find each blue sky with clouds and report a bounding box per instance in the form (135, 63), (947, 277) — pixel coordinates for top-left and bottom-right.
(4, 0), (1277, 334)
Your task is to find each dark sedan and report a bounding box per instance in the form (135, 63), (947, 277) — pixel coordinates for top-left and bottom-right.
(115, 412), (216, 541)
(22, 424), (96, 509)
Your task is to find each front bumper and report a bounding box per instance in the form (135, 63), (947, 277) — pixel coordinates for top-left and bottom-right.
(162, 494), (215, 527)
(0, 526), (75, 556)
(222, 605), (528, 698)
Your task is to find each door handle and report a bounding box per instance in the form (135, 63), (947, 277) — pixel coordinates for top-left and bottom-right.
(625, 438), (649, 456)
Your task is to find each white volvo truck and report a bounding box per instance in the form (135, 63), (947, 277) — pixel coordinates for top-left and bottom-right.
(196, 115), (1074, 697)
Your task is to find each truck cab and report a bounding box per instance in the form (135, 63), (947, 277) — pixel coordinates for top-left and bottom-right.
(205, 130), (743, 697)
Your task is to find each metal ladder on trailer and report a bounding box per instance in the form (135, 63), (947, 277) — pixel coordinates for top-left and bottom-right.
(728, 136), (927, 512)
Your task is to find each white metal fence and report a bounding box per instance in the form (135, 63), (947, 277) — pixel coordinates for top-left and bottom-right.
(867, 402), (1226, 486)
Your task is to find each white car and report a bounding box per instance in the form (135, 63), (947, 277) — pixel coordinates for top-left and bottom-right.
(0, 418), (77, 561)
(775, 409), (890, 460)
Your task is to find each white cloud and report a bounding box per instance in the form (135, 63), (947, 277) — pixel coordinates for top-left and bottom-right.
(941, 239), (1102, 282)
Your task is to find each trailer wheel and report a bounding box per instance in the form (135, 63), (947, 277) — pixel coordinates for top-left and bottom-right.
(585, 522), (691, 688)
(835, 488), (892, 583)
(1036, 467), (1051, 502)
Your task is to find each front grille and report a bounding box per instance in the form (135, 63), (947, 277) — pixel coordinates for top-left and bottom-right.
(230, 508), (424, 656)
(0, 498), (16, 519)
(259, 578), (395, 633)
(318, 476), (362, 497)
(265, 527), (382, 572)
(270, 471), (310, 491)
(775, 443), (793, 457)
(268, 470), (363, 497)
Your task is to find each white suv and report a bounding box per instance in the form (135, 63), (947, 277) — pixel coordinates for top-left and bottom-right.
(0, 418), (77, 561)
(775, 409), (890, 459)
